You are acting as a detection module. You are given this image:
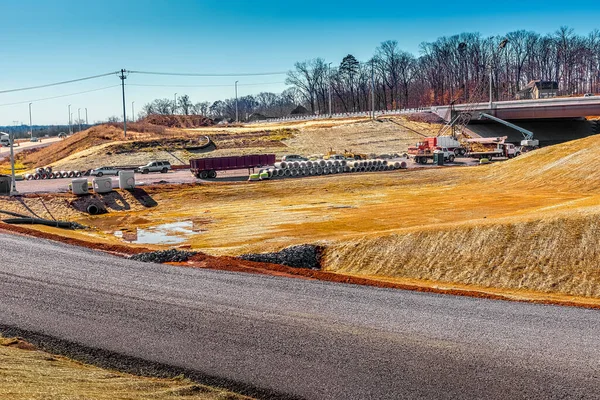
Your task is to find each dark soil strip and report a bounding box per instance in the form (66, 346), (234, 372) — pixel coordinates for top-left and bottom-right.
(0, 324), (301, 400)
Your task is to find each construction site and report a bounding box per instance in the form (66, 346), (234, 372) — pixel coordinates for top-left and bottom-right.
(1, 109), (600, 307)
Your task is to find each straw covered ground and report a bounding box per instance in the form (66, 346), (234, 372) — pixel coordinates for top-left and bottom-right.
(0, 335), (251, 400)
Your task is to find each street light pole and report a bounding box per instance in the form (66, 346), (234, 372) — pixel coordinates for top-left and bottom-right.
(235, 81), (239, 123)
(328, 62), (332, 117)
(9, 132), (18, 196)
(28, 103), (32, 138)
(78, 108), (81, 132)
(68, 104), (72, 134)
(132, 101), (135, 122)
(85, 108), (88, 125)
(174, 93), (177, 114)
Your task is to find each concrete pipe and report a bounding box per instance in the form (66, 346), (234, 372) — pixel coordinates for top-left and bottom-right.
(45, 167), (53, 174)
(274, 161), (287, 169)
(68, 171), (75, 178)
(400, 161), (407, 169)
(318, 160), (326, 167)
(340, 160), (347, 167)
(306, 161), (313, 168)
(382, 160), (388, 166)
(75, 171), (82, 177)
(284, 169), (292, 177)
(333, 160), (340, 167)
(316, 167), (323, 175)
(378, 165), (385, 171)
(278, 169), (285, 177)
(337, 167), (344, 173)
(291, 169), (299, 177)
(323, 167), (330, 174)
(33, 173), (41, 180)
(292, 161), (300, 169)
(87, 204), (100, 215)
(344, 166), (350, 173)
(25, 174), (34, 180)
(309, 168), (316, 175)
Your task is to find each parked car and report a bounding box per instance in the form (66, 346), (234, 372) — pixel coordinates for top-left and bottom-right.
(137, 160), (172, 174)
(281, 154), (308, 162)
(583, 93), (595, 97)
(30, 137), (39, 142)
(90, 166), (120, 177)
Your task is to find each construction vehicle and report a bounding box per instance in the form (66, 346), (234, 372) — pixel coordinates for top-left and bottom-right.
(464, 136), (519, 160)
(478, 113), (539, 152)
(324, 148), (367, 160)
(407, 137), (462, 164)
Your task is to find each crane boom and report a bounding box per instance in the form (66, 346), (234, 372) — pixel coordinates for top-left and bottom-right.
(478, 113), (539, 146)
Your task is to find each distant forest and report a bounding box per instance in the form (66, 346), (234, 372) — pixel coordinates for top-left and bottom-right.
(0, 124), (91, 139)
(138, 26), (600, 122)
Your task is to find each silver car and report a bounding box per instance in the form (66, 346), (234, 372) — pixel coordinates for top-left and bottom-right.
(137, 160), (172, 174)
(90, 166), (120, 177)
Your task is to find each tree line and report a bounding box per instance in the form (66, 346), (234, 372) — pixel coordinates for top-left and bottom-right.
(140, 26), (599, 120)
(288, 27), (600, 114)
(139, 89), (301, 122)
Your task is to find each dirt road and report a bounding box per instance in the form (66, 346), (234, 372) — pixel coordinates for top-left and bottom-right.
(1, 232), (598, 399)
(13, 157), (481, 194)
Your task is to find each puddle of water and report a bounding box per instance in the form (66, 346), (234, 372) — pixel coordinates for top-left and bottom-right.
(114, 221), (201, 245)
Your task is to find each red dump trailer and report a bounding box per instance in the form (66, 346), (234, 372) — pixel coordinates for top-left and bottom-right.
(190, 154), (276, 179)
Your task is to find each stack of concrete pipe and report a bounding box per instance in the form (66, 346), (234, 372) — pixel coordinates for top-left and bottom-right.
(25, 167), (83, 180)
(258, 158), (407, 180)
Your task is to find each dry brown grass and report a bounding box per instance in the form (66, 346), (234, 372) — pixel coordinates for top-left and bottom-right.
(0, 335), (251, 400)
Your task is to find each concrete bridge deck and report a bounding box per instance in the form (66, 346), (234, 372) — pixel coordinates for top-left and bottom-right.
(433, 96), (600, 121)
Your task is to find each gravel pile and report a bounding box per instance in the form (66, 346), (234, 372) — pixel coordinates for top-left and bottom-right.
(239, 244), (324, 270)
(130, 249), (197, 264)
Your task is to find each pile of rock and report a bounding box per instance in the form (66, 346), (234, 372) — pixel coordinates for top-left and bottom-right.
(130, 249), (197, 263)
(239, 244), (324, 270)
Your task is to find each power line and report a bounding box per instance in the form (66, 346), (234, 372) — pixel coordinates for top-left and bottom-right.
(128, 70), (287, 77)
(128, 82), (286, 88)
(0, 85), (120, 108)
(0, 71), (119, 94)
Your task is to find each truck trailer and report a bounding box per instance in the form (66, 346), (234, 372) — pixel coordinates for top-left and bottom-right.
(190, 154), (276, 179)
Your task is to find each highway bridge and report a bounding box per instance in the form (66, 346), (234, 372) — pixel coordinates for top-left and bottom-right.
(432, 97), (600, 145)
(432, 96), (600, 121)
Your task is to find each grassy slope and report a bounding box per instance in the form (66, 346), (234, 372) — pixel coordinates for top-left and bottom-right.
(0, 336), (250, 400)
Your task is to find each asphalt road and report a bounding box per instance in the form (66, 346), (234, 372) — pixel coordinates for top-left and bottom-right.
(1, 233), (598, 399)
(0, 137), (62, 159)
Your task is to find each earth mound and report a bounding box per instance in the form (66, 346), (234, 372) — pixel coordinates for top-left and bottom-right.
(142, 114), (214, 128)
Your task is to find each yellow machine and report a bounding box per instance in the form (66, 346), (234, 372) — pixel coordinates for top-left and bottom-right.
(324, 149), (367, 160)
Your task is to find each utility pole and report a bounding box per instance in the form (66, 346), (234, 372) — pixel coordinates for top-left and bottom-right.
(235, 81), (239, 123)
(78, 108), (81, 132)
(119, 69), (128, 139)
(9, 132), (18, 196)
(371, 61), (375, 120)
(173, 93), (177, 114)
(131, 101), (135, 122)
(85, 108), (88, 125)
(28, 103), (32, 138)
(328, 62), (332, 117)
(68, 104), (72, 134)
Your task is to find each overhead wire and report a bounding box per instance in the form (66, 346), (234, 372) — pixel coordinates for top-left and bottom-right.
(128, 70), (287, 77)
(128, 82), (286, 88)
(0, 71), (120, 94)
(0, 85), (121, 107)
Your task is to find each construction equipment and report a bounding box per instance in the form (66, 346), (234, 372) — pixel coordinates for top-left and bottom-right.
(324, 149), (367, 160)
(478, 113), (539, 150)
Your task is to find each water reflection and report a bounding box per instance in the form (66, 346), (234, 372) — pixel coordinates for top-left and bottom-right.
(114, 221), (199, 245)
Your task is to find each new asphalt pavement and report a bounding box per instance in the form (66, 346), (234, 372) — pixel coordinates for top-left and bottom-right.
(0, 232), (598, 399)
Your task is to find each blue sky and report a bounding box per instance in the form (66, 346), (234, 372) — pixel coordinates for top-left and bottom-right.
(1, 0), (599, 125)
